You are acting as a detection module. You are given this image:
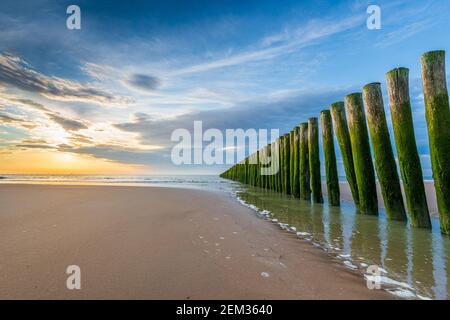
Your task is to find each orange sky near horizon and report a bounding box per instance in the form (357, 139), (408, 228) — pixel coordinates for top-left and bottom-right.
(0, 149), (147, 174)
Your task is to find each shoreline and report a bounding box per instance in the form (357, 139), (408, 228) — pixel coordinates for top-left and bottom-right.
(0, 183), (393, 299)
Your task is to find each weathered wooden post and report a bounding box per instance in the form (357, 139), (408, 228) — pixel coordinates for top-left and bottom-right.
(274, 138), (279, 192)
(289, 131), (295, 195)
(279, 136), (285, 193)
(262, 143), (270, 189)
(308, 117), (323, 203)
(292, 126), (301, 198)
(320, 110), (340, 206)
(299, 123), (311, 200)
(256, 150), (260, 187)
(259, 147), (264, 188)
(345, 93), (378, 215)
(284, 133), (291, 195)
(421, 50), (450, 234)
(269, 142), (275, 191)
(386, 68), (431, 228)
(363, 83), (407, 221)
(330, 102), (360, 206)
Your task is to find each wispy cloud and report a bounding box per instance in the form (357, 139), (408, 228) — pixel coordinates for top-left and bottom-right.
(0, 53), (132, 105)
(376, 19), (436, 48)
(0, 112), (37, 129)
(47, 113), (89, 131)
(172, 15), (364, 75)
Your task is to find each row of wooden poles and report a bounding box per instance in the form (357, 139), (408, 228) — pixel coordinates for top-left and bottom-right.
(220, 50), (450, 235)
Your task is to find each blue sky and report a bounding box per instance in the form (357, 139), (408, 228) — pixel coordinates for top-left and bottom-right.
(0, 0), (449, 175)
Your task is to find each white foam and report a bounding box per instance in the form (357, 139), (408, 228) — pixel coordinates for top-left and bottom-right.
(364, 275), (413, 290)
(386, 288), (416, 299)
(296, 231), (310, 237)
(260, 272), (270, 278)
(343, 260), (358, 270)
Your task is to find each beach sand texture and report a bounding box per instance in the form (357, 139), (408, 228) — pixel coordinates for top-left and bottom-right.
(0, 184), (392, 299)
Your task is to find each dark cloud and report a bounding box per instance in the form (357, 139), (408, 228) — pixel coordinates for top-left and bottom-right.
(16, 144), (55, 149)
(58, 144), (162, 165)
(126, 74), (161, 91)
(0, 53), (131, 105)
(15, 138), (55, 150)
(48, 113), (88, 131)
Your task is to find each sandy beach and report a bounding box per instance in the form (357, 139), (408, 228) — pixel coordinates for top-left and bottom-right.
(0, 184), (393, 299)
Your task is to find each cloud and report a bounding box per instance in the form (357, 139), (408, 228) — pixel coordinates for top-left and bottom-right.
(0, 53), (131, 105)
(47, 113), (88, 131)
(57, 143), (161, 165)
(376, 19), (435, 48)
(114, 87), (350, 149)
(172, 15), (363, 75)
(16, 143), (55, 149)
(125, 74), (161, 92)
(68, 133), (94, 145)
(5, 97), (50, 112)
(0, 112), (37, 129)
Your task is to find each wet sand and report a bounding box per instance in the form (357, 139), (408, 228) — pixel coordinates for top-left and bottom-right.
(0, 184), (393, 299)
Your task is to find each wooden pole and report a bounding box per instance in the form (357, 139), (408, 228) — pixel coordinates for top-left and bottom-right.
(299, 123), (311, 200)
(345, 93), (378, 215)
(292, 126), (301, 198)
(308, 117), (323, 203)
(289, 131), (295, 195)
(330, 102), (360, 206)
(386, 68), (431, 228)
(320, 110), (340, 206)
(421, 50), (450, 234)
(363, 83), (407, 221)
(279, 136), (284, 193)
(284, 133), (291, 195)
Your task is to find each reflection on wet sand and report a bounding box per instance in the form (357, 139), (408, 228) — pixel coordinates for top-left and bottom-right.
(237, 185), (450, 299)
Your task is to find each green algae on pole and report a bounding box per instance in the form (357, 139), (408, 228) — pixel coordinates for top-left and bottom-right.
(345, 93), (378, 215)
(421, 51), (450, 234)
(299, 123), (311, 200)
(363, 83), (407, 221)
(276, 137), (282, 193)
(289, 130), (294, 195)
(279, 136), (285, 193)
(386, 68), (431, 228)
(308, 118), (323, 203)
(320, 110), (340, 206)
(330, 102), (360, 206)
(292, 126), (301, 198)
(283, 133), (291, 195)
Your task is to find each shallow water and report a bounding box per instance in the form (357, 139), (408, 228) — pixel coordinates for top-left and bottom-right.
(235, 185), (450, 300)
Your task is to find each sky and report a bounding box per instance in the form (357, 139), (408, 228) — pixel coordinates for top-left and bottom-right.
(0, 0), (449, 175)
